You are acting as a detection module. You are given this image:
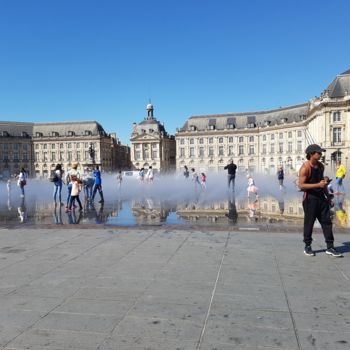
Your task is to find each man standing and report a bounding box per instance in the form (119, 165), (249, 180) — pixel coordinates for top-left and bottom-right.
(277, 165), (285, 190)
(299, 144), (342, 257)
(224, 159), (237, 191)
(335, 160), (346, 194)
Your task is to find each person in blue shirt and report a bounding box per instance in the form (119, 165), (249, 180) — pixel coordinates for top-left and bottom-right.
(92, 165), (104, 203)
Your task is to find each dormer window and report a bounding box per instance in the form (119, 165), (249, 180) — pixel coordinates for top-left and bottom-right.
(68, 131), (75, 136)
(208, 119), (216, 130)
(190, 125), (196, 131)
(85, 130), (92, 136)
(36, 132), (43, 137)
(280, 118), (288, 123)
(247, 116), (256, 128)
(52, 131), (59, 137)
(2, 131), (9, 137)
(22, 131), (28, 137)
(227, 117), (236, 129)
(141, 129), (146, 133)
(149, 129), (154, 133)
(264, 120), (271, 126)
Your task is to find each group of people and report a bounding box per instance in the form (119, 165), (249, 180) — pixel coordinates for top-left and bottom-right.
(183, 165), (207, 190)
(138, 166), (154, 183)
(51, 163), (105, 212)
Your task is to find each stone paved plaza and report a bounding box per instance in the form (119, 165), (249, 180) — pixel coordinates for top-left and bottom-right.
(0, 226), (349, 350)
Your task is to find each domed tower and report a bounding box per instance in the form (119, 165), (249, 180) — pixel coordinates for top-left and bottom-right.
(130, 102), (176, 172)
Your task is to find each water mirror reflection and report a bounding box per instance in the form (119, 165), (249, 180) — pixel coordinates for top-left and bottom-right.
(1, 173), (349, 228)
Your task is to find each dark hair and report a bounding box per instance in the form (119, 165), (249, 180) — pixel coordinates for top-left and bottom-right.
(149, 166), (152, 169)
(191, 168), (195, 171)
(55, 164), (62, 171)
(95, 165), (99, 170)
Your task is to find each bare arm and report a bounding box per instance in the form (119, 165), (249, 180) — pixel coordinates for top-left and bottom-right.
(298, 165), (327, 191)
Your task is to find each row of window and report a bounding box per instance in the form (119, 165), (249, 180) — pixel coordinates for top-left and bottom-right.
(34, 142), (96, 150)
(0, 143), (30, 150)
(34, 151), (95, 162)
(179, 141), (304, 157)
(2, 154), (29, 161)
(178, 130), (304, 145)
(134, 143), (158, 149)
(134, 151), (158, 160)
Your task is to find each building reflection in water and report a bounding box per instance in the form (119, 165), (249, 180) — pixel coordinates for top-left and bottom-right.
(131, 197), (174, 225)
(0, 193), (348, 228)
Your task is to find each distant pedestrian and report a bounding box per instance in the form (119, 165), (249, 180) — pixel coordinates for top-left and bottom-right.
(116, 171), (123, 190)
(247, 174), (258, 199)
(191, 168), (200, 187)
(299, 144), (342, 257)
(277, 165), (285, 190)
(183, 165), (190, 179)
(17, 167), (28, 198)
(335, 160), (346, 194)
(200, 173), (207, 190)
(139, 168), (145, 183)
(52, 164), (64, 205)
(92, 165), (104, 203)
(224, 159), (237, 190)
(146, 166), (154, 183)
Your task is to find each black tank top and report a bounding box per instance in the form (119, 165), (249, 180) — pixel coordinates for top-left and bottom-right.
(307, 165), (324, 198)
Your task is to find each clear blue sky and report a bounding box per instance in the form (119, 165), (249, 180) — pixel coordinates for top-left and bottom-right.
(1, 0), (349, 145)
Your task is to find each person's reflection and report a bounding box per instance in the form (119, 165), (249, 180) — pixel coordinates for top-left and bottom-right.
(334, 194), (347, 227)
(7, 193), (12, 211)
(17, 198), (27, 223)
(226, 192), (238, 223)
(53, 203), (63, 224)
(247, 193), (259, 222)
(67, 209), (82, 224)
(278, 194), (285, 215)
(95, 203), (105, 224)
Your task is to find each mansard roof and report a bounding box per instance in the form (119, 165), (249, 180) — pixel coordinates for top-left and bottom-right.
(33, 121), (108, 137)
(0, 121), (34, 137)
(179, 103), (309, 132)
(134, 117), (168, 136)
(324, 69), (350, 98)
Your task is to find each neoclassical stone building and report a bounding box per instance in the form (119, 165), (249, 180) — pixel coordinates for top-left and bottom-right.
(0, 121), (130, 178)
(176, 69), (350, 174)
(130, 103), (176, 172)
(0, 122), (34, 179)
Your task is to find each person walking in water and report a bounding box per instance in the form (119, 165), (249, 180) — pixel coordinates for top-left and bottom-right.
(17, 167), (28, 198)
(277, 165), (285, 190)
(200, 172), (207, 190)
(65, 163), (80, 209)
(183, 165), (190, 179)
(335, 160), (346, 194)
(191, 168), (200, 188)
(224, 159), (237, 191)
(67, 175), (83, 212)
(53, 164), (64, 205)
(116, 171), (123, 191)
(146, 166), (154, 183)
(139, 168), (145, 183)
(299, 144), (343, 257)
(92, 165), (104, 203)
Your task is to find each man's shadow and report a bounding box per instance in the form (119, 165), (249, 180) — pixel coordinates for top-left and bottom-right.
(314, 242), (350, 255)
(336, 242), (350, 254)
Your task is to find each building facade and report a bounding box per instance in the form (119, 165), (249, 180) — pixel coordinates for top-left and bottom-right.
(130, 103), (176, 172)
(176, 69), (350, 174)
(0, 121), (130, 178)
(0, 122), (34, 179)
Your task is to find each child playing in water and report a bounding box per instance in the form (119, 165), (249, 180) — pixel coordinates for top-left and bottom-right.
(67, 175), (83, 212)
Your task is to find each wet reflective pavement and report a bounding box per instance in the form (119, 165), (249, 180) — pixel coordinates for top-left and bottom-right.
(1, 193), (349, 230)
